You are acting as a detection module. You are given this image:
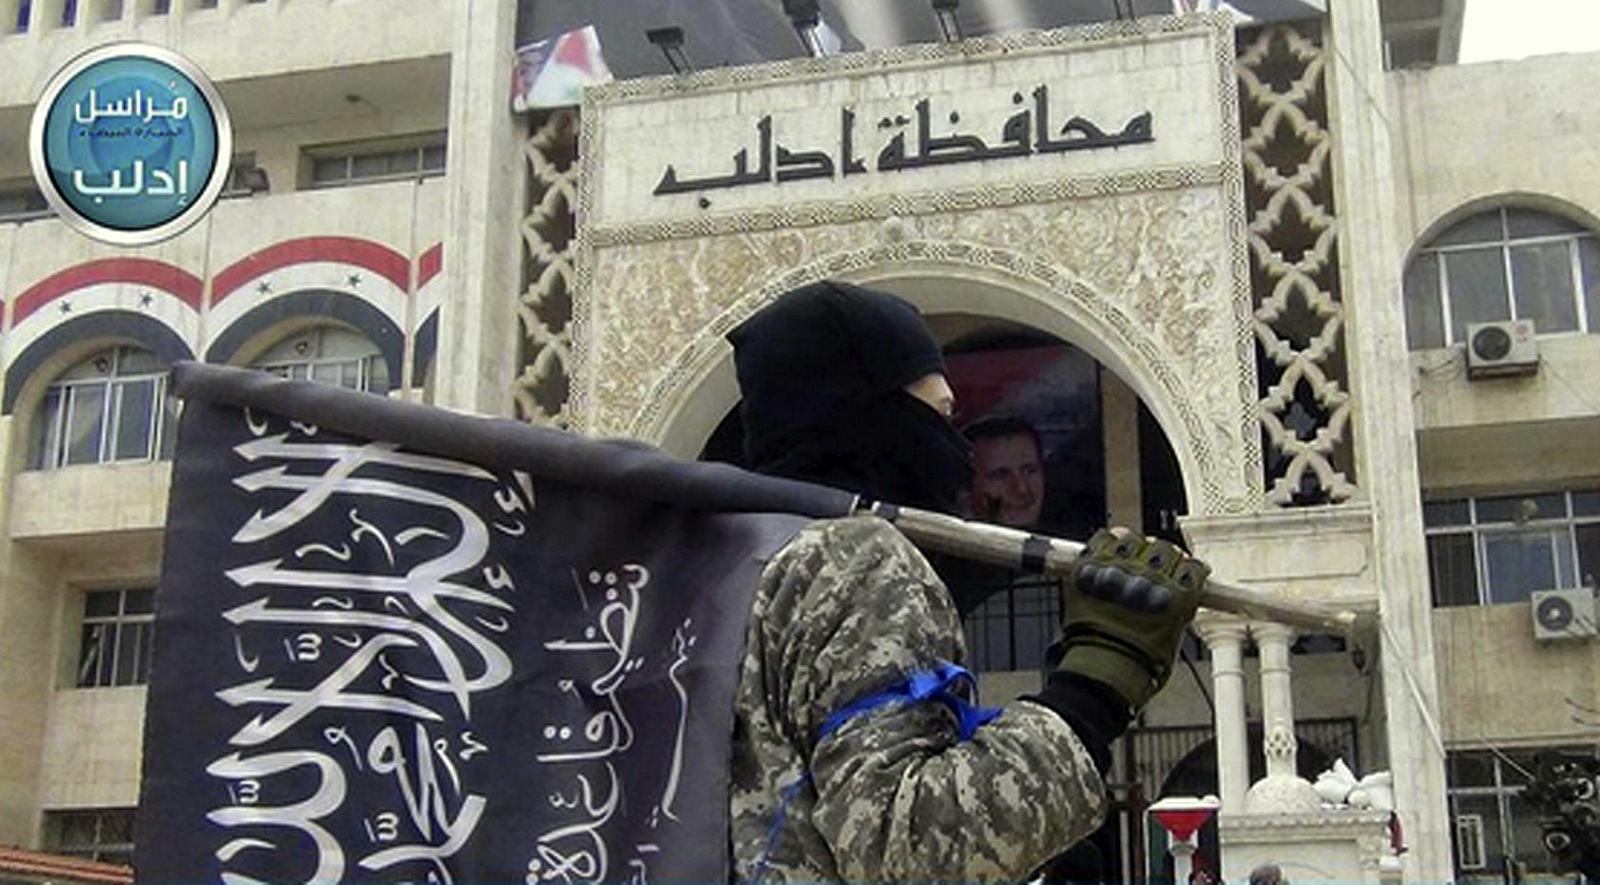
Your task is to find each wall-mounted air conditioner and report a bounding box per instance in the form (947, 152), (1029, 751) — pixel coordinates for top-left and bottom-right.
(1531, 588), (1597, 641)
(1465, 319), (1539, 379)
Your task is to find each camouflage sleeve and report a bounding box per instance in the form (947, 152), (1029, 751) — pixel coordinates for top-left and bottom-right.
(760, 515), (1107, 881)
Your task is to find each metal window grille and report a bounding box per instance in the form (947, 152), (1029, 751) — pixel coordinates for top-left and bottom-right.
(43, 808), (137, 866)
(76, 588), (156, 688)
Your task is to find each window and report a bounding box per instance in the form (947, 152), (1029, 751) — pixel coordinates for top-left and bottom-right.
(43, 808), (137, 866)
(32, 347), (176, 470)
(76, 588), (155, 688)
(306, 133), (446, 189)
(1447, 748), (1592, 883)
(1425, 491), (1600, 607)
(252, 326), (389, 393)
(1405, 207), (1600, 349)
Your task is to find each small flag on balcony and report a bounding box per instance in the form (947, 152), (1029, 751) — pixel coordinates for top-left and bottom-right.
(134, 363), (850, 885)
(513, 25), (614, 111)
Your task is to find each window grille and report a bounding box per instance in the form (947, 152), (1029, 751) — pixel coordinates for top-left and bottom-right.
(43, 808), (137, 866)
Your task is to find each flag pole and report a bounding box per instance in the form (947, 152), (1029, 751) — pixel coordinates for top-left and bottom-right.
(871, 502), (1364, 638)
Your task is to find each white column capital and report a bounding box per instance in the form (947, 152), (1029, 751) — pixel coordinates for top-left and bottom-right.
(1249, 620), (1298, 648)
(1194, 611), (1250, 647)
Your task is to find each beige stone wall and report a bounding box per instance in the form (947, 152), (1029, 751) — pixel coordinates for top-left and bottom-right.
(1433, 604), (1600, 746)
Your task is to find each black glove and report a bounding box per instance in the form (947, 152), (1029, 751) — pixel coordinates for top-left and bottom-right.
(1056, 527), (1208, 711)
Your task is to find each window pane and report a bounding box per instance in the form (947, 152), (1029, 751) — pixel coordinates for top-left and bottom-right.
(84, 591), (121, 618)
(136, 622), (155, 685)
(77, 623), (109, 687)
(64, 385), (107, 465)
(351, 153), (390, 179)
(1507, 792), (1565, 876)
(367, 356), (390, 393)
(1510, 242), (1579, 333)
(111, 378), (156, 461)
(1425, 499), (1471, 527)
(1505, 209), (1584, 238)
(1580, 237), (1599, 333)
(311, 157), (347, 183)
(117, 348), (161, 374)
(114, 623), (140, 686)
(34, 387), (62, 469)
(389, 149), (419, 173)
(124, 588), (154, 614)
(1405, 253), (1446, 349)
(1451, 794), (1504, 874)
(1444, 248), (1512, 343)
(422, 144), (446, 170)
(1434, 212), (1504, 247)
(1576, 490), (1600, 516)
(1577, 524), (1600, 589)
(1483, 529), (1560, 603)
(1476, 494), (1564, 524)
(1429, 533), (1479, 606)
(1450, 751), (1497, 786)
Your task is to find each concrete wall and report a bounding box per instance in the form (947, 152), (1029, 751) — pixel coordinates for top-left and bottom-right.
(1433, 603), (1600, 747)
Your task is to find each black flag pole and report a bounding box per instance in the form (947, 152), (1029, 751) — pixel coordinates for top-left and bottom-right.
(169, 361), (1363, 637)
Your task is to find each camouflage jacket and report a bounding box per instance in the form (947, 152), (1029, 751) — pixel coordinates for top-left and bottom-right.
(728, 515), (1107, 882)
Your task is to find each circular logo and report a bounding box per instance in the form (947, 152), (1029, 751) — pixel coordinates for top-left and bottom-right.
(29, 43), (232, 246)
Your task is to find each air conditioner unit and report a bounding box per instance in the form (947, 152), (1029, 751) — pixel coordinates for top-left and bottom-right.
(1465, 319), (1539, 379)
(1531, 588), (1597, 641)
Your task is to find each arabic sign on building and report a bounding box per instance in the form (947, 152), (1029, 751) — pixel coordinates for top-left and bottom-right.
(583, 27), (1226, 226)
(29, 43), (233, 246)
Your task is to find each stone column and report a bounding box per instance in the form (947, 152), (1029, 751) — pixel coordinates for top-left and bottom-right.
(1195, 611), (1250, 814)
(1326, 0), (1452, 877)
(1253, 621), (1298, 779)
(435, 0), (526, 415)
(1245, 621), (1321, 813)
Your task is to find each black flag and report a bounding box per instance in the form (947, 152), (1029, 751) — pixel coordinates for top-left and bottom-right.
(136, 363), (854, 884)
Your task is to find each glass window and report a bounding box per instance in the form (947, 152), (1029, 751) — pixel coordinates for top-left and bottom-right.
(1443, 248), (1512, 342)
(1446, 748), (1596, 883)
(305, 134), (447, 188)
(1404, 253), (1445, 350)
(1510, 242), (1579, 333)
(76, 589), (156, 688)
(252, 326), (389, 394)
(33, 347), (172, 470)
(1426, 491), (1599, 608)
(1428, 533), (1479, 607)
(1404, 207), (1597, 348)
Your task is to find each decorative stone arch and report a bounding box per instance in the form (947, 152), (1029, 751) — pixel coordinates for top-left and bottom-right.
(203, 289), (405, 389)
(633, 239), (1259, 518)
(3, 310), (194, 416)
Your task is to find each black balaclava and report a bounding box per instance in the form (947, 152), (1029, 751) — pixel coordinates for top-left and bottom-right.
(726, 280), (973, 515)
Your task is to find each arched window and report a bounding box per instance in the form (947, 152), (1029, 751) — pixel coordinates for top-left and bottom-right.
(1404, 207), (1600, 349)
(251, 325), (389, 393)
(32, 346), (175, 469)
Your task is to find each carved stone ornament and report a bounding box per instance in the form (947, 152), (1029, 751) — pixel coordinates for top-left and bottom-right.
(569, 13), (1266, 515)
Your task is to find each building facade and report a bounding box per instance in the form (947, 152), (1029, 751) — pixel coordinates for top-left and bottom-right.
(0, 0), (1594, 882)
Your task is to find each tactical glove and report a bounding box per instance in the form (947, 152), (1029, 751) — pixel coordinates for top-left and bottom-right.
(1057, 527), (1208, 712)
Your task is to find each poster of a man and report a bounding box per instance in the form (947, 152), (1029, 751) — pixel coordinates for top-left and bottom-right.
(964, 416), (1046, 528)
